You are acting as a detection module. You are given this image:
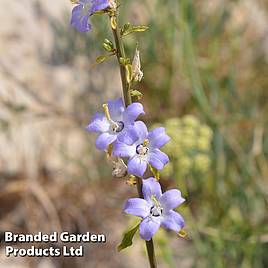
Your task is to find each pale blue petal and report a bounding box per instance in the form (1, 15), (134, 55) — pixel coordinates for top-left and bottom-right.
(95, 132), (116, 151)
(148, 127), (170, 149)
(123, 102), (145, 124)
(142, 177), (162, 201)
(148, 153), (164, 170)
(90, 0), (110, 14)
(128, 156), (147, 177)
(151, 149), (169, 164)
(159, 189), (185, 211)
(161, 210), (185, 232)
(117, 126), (139, 145)
(124, 198), (150, 218)
(107, 98), (124, 121)
(112, 141), (136, 158)
(86, 113), (110, 133)
(140, 217), (161, 241)
(70, 5), (91, 33)
(133, 121), (148, 142)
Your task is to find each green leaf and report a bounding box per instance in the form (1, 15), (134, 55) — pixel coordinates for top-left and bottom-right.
(96, 55), (108, 64)
(130, 90), (143, 100)
(104, 39), (114, 47)
(117, 223), (140, 252)
(122, 25), (149, 36)
(102, 39), (114, 52)
(121, 23), (131, 35)
(102, 43), (113, 52)
(94, 53), (114, 66)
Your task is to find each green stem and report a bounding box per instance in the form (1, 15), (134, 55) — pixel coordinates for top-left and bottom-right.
(111, 16), (132, 106)
(136, 177), (157, 268)
(110, 11), (157, 268)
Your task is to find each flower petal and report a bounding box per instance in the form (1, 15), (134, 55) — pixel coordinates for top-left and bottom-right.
(148, 127), (170, 149)
(113, 141), (136, 158)
(151, 149), (169, 165)
(142, 177), (162, 201)
(95, 133), (116, 151)
(123, 102), (145, 124)
(124, 198), (150, 218)
(90, 0), (110, 14)
(86, 113), (110, 133)
(148, 153), (165, 170)
(107, 98), (124, 121)
(127, 156), (147, 177)
(161, 210), (185, 232)
(133, 121), (148, 142)
(140, 217), (161, 241)
(117, 127), (139, 145)
(71, 5), (91, 33)
(160, 189), (185, 211)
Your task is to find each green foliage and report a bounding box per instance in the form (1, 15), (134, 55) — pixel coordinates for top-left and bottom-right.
(95, 54), (113, 65)
(121, 25), (149, 37)
(117, 223), (140, 252)
(160, 116), (213, 179)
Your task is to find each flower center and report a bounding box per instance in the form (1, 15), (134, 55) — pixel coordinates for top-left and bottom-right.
(150, 195), (163, 217)
(111, 121), (124, 133)
(136, 144), (149, 155)
(102, 103), (124, 133)
(150, 205), (163, 217)
(136, 139), (149, 155)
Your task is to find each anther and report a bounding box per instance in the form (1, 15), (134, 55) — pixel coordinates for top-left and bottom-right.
(143, 139), (149, 146)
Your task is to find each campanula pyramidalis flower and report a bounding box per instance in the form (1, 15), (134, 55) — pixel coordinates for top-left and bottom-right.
(70, 0), (111, 32)
(124, 178), (185, 241)
(113, 121), (170, 177)
(86, 98), (144, 151)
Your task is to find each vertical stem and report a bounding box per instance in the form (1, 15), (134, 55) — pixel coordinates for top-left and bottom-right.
(110, 11), (157, 268)
(112, 17), (132, 106)
(146, 239), (157, 268)
(136, 177), (157, 268)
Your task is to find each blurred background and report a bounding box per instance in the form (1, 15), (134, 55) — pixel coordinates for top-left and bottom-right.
(0, 0), (267, 267)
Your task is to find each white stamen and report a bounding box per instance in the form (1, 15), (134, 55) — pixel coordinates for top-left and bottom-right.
(150, 195), (163, 217)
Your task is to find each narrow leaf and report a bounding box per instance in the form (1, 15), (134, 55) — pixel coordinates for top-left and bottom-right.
(94, 53), (114, 66)
(122, 26), (149, 36)
(96, 55), (108, 64)
(117, 223), (140, 252)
